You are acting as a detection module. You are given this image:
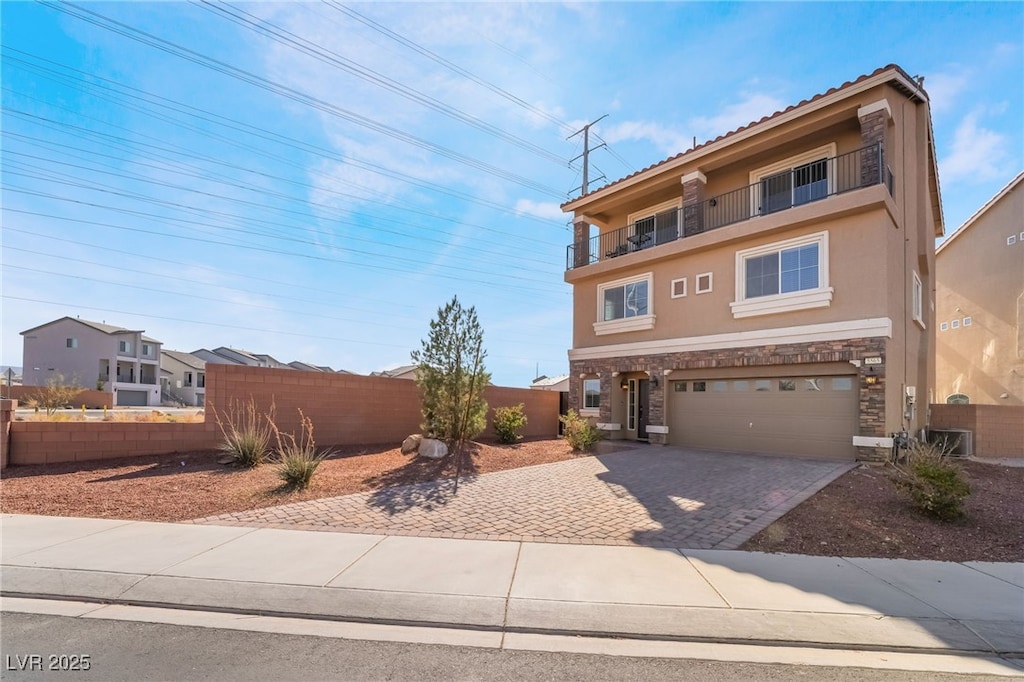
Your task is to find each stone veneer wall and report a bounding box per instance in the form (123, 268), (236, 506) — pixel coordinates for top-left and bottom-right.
(571, 337), (888, 455)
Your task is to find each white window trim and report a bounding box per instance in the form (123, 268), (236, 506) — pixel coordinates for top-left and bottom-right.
(912, 271), (925, 329)
(940, 322), (949, 331)
(594, 272), (655, 335)
(695, 272), (713, 294)
(963, 317), (972, 327)
(951, 319), (960, 329)
(1009, 235), (1018, 246)
(749, 143), (837, 216)
(670, 277), (687, 299)
(627, 198), (683, 229)
(582, 378), (600, 412)
(731, 231), (832, 319)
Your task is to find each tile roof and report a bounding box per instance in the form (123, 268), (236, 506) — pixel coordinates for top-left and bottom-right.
(563, 64), (923, 208)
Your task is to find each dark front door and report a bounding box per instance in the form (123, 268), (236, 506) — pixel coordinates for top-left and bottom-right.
(637, 379), (650, 440)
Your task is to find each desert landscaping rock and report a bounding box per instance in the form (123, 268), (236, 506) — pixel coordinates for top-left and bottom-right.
(417, 438), (447, 460)
(400, 434), (422, 455)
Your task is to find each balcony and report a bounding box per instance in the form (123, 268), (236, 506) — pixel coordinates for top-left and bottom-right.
(567, 143), (893, 270)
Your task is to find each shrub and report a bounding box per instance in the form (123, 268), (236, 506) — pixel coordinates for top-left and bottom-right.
(560, 409), (603, 453)
(30, 374), (82, 416)
(272, 410), (330, 490)
(213, 398), (273, 468)
(493, 403), (528, 444)
(891, 441), (971, 520)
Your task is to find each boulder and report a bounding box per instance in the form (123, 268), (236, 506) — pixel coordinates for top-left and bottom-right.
(401, 434), (423, 455)
(418, 438), (448, 460)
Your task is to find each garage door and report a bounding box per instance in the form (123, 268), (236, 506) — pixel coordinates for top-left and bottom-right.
(116, 390), (148, 407)
(668, 375), (858, 459)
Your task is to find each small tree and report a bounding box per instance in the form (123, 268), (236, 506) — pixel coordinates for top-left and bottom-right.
(411, 296), (490, 492)
(30, 373), (82, 416)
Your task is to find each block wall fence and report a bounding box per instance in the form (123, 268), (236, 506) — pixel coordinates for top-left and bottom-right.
(929, 404), (1024, 457)
(6, 386), (114, 409)
(3, 364), (560, 467)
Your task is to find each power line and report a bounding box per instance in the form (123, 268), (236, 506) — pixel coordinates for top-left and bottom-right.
(41, 1), (566, 198)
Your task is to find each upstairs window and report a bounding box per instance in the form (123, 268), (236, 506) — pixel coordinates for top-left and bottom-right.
(912, 271), (925, 328)
(751, 144), (836, 217)
(594, 273), (656, 335)
(603, 280), (649, 321)
(118, 340), (132, 354)
(66, 337), (78, 349)
(745, 243), (819, 299)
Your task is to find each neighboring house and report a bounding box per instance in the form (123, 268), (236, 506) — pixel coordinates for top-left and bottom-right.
(288, 361), (325, 372)
(936, 171), (1024, 406)
(530, 374), (570, 392)
(371, 365), (419, 380)
(192, 348), (240, 365)
(21, 317), (162, 406)
(160, 350), (207, 406)
(562, 65), (943, 461)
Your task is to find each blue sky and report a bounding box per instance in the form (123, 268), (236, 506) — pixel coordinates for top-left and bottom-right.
(2, 1), (1021, 386)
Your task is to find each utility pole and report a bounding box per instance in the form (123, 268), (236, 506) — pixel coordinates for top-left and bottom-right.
(568, 115), (607, 197)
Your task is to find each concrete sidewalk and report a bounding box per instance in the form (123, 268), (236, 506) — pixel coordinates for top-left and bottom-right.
(2, 514), (1022, 660)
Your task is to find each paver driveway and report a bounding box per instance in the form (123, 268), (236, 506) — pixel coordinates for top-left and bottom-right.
(195, 447), (854, 549)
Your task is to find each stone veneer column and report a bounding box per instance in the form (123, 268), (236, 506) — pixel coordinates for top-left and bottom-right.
(572, 217), (591, 268)
(858, 100), (891, 188)
(680, 171), (707, 237)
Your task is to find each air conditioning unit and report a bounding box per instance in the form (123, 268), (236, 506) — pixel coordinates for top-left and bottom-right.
(928, 428), (973, 457)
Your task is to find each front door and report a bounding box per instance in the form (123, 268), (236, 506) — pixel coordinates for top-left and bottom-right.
(637, 379), (650, 440)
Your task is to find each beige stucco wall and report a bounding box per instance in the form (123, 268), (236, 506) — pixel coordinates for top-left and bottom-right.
(22, 318), (119, 388)
(936, 179), (1024, 405)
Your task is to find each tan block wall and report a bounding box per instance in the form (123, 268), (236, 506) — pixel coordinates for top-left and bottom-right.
(929, 404), (1024, 457)
(9, 386), (115, 409)
(1, 399), (14, 470)
(8, 364), (560, 466)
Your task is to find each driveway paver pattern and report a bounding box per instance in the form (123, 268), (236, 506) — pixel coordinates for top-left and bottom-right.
(194, 447), (854, 549)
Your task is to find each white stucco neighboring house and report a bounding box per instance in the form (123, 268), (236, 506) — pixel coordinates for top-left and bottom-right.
(160, 350), (207, 406)
(21, 316), (162, 406)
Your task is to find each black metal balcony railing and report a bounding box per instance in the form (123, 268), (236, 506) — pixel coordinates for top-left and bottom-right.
(567, 143), (892, 270)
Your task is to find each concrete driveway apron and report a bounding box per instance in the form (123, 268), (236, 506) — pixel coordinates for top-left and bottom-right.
(195, 446), (854, 549)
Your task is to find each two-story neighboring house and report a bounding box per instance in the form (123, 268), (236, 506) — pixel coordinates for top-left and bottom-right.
(936, 171), (1024, 405)
(21, 317), (162, 406)
(563, 65), (943, 461)
(160, 350), (207, 407)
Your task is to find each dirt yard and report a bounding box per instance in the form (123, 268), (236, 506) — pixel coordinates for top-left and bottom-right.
(0, 438), (581, 522)
(742, 459), (1023, 563)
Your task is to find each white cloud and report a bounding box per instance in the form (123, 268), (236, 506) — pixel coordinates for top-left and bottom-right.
(689, 93), (788, 140)
(924, 69), (969, 113)
(940, 111), (1013, 184)
(514, 198), (564, 221)
(600, 120), (691, 157)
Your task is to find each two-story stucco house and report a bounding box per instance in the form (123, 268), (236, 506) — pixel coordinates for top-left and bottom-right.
(160, 349), (207, 407)
(21, 317), (163, 406)
(936, 171), (1024, 406)
(563, 65), (943, 461)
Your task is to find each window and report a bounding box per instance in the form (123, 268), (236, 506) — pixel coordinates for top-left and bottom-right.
(712, 381), (728, 392)
(66, 337), (77, 349)
(831, 377), (854, 391)
(733, 381), (749, 391)
(198, 374), (205, 388)
(731, 232), (831, 318)
(583, 379), (600, 409)
(695, 272), (713, 294)
(779, 379), (796, 391)
(951, 319), (960, 329)
(142, 344), (152, 357)
(754, 380), (772, 391)
(693, 381), (707, 392)
(672, 381), (687, 392)
(946, 393), (970, 405)
(1009, 235), (1018, 246)
(594, 274), (654, 335)
(118, 340), (132, 354)
(184, 372), (193, 388)
(628, 199), (682, 249)
(963, 317), (972, 327)
(751, 144), (836, 216)
(912, 271), (924, 328)
(940, 322), (949, 331)
(671, 278), (687, 298)
(805, 379), (823, 392)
